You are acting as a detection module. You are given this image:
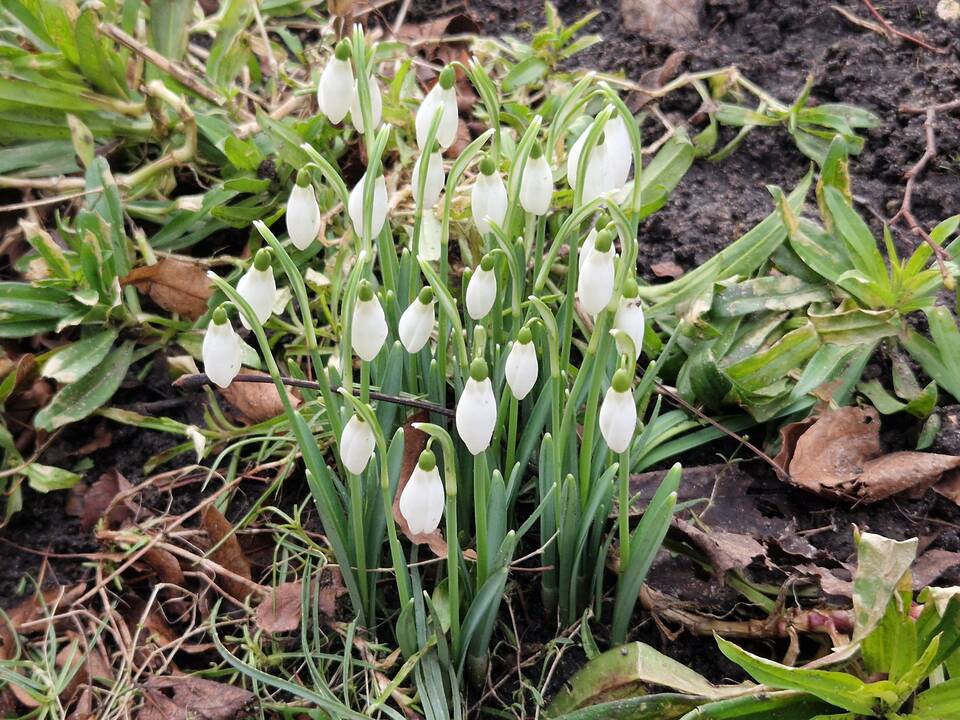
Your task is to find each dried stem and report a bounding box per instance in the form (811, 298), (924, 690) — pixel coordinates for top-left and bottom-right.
(860, 0), (947, 53)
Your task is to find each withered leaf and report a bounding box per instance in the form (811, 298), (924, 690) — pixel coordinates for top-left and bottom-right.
(201, 506), (255, 600)
(66, 469), (132, 531)
(912, 548), (960, 589)
(673, 517), (767, 581)
(620, 0), (702, 37)
(139, 547), (186, 588)
(254, 582), (302, 635)
(392, 412), (449, 558)
(121, 259), (212, 320)
(795, 563), (854, 597)
(650, 260), (686, 279)
(220, 369), (301, 425)
(139, 676), (254, 720)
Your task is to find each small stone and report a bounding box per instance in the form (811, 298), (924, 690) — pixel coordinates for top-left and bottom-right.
(937, 0), (960, 21)
(621, 0), (703, 39)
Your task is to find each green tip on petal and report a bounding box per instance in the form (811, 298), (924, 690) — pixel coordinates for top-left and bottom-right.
(529, 142), (543, 160)
(295, 169), (311, 187)
(517, 327), (533, 344)
(253, 248), (272, 271)
(469, 357), (488, 382)
(623, 277), (639, 299)
(604, 221), (617, 234)
(358, 280), (374, 302)
(479, 156), (495, 176)
(594, 229), (613, 253)
(334, 40), (351, 61)
(212, 306), (229, 325)
(438, 65), (455, 89)
(418, 286), (434, 304)
(612, 368), (632, 393)
(479, 253), (495, 272)
(418, 449), (437, 471)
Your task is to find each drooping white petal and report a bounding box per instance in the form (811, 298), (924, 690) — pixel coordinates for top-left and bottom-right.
(415, 84), (459, 150)
(202, 320), (242, 389)
(614, 296), (645, 358)
(504, 341), (538, 400)
(236, 266), (277, 330)
(352, 296), (388, 361)
(418, 210), (441, 262)
(348, 172), (388, 238)
(286, 183), (321, 250)
(599, 387), (637, 453)
(470, 172), (507, 236)
(398, 298), (435, 353)
(340, 414), (376, 475)
(412, 151), (445, 208)
(603, 115), (633, 190)
(465, 266), (496, 320)
(519, 153), (553, 216)
(399, 464), (444, 534)
(581, 142), (611, 204)
(578, 228), (597, 272)
(349, 75), (382, 131)
(318, 56), (354, 124)
(577, 246), (615, 316)
(455, 377), (497, 455)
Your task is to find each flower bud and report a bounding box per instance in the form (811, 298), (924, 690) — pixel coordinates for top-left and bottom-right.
(567, 128), (607, 201)
(399, 449), (444, 534)
(599, 369), (636, 453)
(286, 172), (321, 250)
(412, 149), (444, 208)
(236, 249), (277, 329)
(456, 359), (497, 455)
(504, 327), (538, 400)
(202, 306), (242, 388)
(604, 115), (633, 191)
(471, 157), (507, 236)
(398, 287), (435, 353)
(415, 66), (458, 150)
(340, 413), (376, 475)
(418, 209), (441, 262)
(318, 40), (354, 124)
(465, 254), (497, 320)
(519, 141), (553, 216)
(577, 229), (615, 316)
(352, 280), (388, 361)
(614, 278), (644, 358)
(349, 75), (382, 131)
(348, 172), (388, 238)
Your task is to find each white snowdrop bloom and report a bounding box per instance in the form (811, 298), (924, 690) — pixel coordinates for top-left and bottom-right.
(349, 74), (382, 131)
(418, 210), (441, 262)
(286, 172), (321, 250)
(603, 114), (633, 190)
(456, 359), (497, 455)
(465, 254), (497, 321)
(202, 306), (242, 389)
(416, 66), (458, 150)
(317, 41), (354, 124)
(519, 141), (553, 216)
(398, 287), (435, 353)
(340, 413), (376, 475)
(577, 229), (616, 316)
(412, 149), (444, 208)
(599, 369), (637, 454)
(348, 172), (388, 238)
(236, 249), (277, 330)
(399, 449), (444, 534)
(578, 227), (598, 271)
(471, 157), (507, 237)
(567, 127), (607, 198)
(613, 278), (645, 359)
(352, 280), (388, 361)
(504, 327), (538, 400)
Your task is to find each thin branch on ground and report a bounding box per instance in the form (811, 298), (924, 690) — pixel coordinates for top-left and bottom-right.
(860, 0), (947, 53)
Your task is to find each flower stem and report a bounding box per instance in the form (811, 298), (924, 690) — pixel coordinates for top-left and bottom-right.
(618, 450), (631, 571)
(474, 452), (490, 586)
(348, 470), (370, 613)
(505, 394), (519, 480)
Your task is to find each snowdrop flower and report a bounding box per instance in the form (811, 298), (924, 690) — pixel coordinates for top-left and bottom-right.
(236, 249), (277, 330)
(504, 327), (538, 400)
(340, 413), (376, 475)
(418, 210), (441, 261)
(399, 448), (444, 534)
(519, 141), (553, 216)
(567, 128), (608, 202)
(349, 74), (382, 131)
(398, 287), (435, 353)
(412, 145), (444, 208)
(456, 358), (497, 455)
(352, 280), (388, 361)
(465, 254), (496, 320)
(613, 278), (645, 359)
(202, 305), (242, 389)
(578, 227), (597, 272)
(471, 156), (507, 237)
(416, 65), (458, 150)
(599, 369), (636, 454)
(348, 171), (388, 238)
(604, 115), (633, 190)
(317, 40), (354, 124)
(286, 170), (321, 250)
(577, 228), (615, 316)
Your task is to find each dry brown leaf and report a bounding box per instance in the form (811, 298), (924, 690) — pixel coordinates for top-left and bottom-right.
(139, 676), (254, 720)
(673, 517), (766, 580)
(620, 0), (703, 37)
(65, 470), (132, 531)
(795, 563), (854, 597)
(912, 548), (960, 589)
(201, 505), (254, 600)
(220, 369), (301, 424)
(138, 547), (186, 588)
(255, 582), (302, 635)
(776, 406), (960, 503)
(650, 260), (685, 279)
(121, 259), (212, 319)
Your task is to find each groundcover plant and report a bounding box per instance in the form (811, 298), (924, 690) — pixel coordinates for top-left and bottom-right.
(0, 1), (959, 718)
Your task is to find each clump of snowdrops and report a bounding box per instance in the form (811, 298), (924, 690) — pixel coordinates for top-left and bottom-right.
(202, 26), (678, 681)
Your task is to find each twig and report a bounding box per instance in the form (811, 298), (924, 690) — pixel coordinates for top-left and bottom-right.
(831, 4), (889, 37)
(175, 372), (455, 418)
(860, 0), (947, 53)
